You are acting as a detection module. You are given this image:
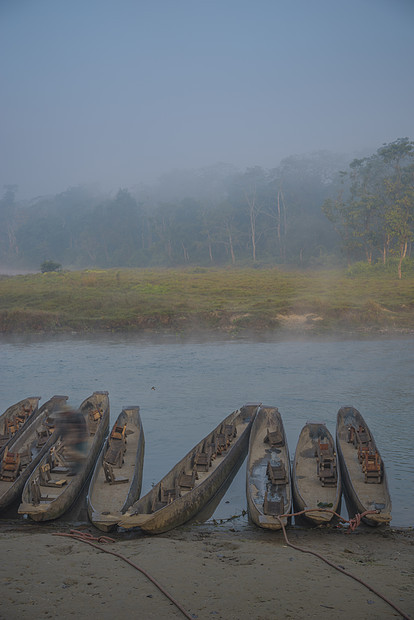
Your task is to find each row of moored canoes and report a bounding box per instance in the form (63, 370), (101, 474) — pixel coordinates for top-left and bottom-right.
(0, 395), (391, 533)
(246, 405), (391, 531)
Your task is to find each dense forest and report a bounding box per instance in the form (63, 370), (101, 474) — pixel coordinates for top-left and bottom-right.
(1, 139), (413, 276)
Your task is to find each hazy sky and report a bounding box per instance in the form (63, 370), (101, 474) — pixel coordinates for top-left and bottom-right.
(1, 0), (413, 199)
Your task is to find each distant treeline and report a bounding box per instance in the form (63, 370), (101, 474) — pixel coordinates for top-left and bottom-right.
(1, 139), (413, 276)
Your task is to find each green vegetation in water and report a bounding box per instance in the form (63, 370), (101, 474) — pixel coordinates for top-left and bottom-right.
(0, 267), (413, 335)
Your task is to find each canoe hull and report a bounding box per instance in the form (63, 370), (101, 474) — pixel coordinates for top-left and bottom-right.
(336, 406), (391, 526)
(292, 422), (341, 525)
(0, 396), (68, 513)
(18, 392), (109, 522)
(0, 397), (41, 457)
(246, 406), (291, 530)
(87, 406), (145, 532)
(119, 404), (258, 534)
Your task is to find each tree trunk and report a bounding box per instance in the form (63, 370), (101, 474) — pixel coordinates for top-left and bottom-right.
(245, 189), (258, 262)
(207, 232), (213, 263)
(182, 242), (189, 262)
(277, 192), (281, 256)
(227, 226), (236, 264)
(280, 191), (287, 262)
(398, 241), (407, 279)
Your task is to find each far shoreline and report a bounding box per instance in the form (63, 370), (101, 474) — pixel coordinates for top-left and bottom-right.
(1, 323), (413, 343)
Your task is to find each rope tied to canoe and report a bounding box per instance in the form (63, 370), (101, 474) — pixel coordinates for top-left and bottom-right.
(275, 511), (411, 620)
(53, 530), (193, 620)
(277, 507), (379, 533)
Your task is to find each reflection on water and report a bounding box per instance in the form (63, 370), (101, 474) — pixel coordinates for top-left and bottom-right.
(187, 448), (248, 526)
(0, 334), (413, 528)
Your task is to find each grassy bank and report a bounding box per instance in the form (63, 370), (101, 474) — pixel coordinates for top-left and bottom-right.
(0, 267), (413, 335)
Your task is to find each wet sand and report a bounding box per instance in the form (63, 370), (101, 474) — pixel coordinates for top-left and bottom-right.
(0, 521), (413, 620)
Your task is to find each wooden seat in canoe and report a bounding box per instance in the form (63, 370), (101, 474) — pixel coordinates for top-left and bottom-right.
(316, 440), (337, 486)
(29, 478), (59, 505)
(104, 422), (128, 466)
(363, 449), (382, 483)
(206, 436), (219, 458)
(317, 461), (337, 486)
(39, 463), (67, 488)
(358, 441), (372, 463)
(104, 439), (126, 467)
(222, 423), (237, 443)
(36, 426), (51, 447)
(194, 443), (213, 472)
(6, 418), (18, 436)
(347, 425), (355, 444)
(151, 485), (168, 512)
(263, 491), (284, 516)
(160, 481), (181, 504)
(103, 461), (129, 485)
(266, 460), (288, 485)
(354, 425), (371, 447)
(151, 482), (181, 512)
(316, 440), (334, 461)
(15, 412), (28, 428)
(88, 408), (102, 435)
(215, 432), (229, 454)
(23, 402), (33, 415)
(110, 423), (127, 441)
(50, 442), (69, 469)
(0, 447), (21, 481)
(264, 427), (284, 447)
(178, 468), (198, 490)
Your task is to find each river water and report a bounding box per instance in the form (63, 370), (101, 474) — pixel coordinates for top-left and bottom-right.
(1, 334), (412, 528)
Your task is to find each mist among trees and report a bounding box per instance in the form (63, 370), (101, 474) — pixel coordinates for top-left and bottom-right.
(1, 140), (413, 277)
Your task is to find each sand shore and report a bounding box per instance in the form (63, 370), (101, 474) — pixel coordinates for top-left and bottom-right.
(0, 520), (412, 620)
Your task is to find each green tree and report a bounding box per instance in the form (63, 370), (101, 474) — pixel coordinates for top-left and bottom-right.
(322, 138), (414, 276)
(381, 163), (414, 278)
(374, 138), (414, 278)
(0, 185), (18, 261)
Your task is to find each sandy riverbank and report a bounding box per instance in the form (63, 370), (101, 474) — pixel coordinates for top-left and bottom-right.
(0, 521), (412, 620)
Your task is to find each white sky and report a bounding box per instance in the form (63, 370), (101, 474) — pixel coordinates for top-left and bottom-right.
(1, 0), (413, 199)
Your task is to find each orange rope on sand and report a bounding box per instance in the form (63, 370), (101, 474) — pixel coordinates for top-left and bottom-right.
(277, 507), (378, 532)
(275, 512), (411, 620)
(53, 518), (411, 620)
(53, 530), (193, 620)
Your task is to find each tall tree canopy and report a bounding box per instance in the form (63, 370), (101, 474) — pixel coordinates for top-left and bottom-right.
(322, 138), (414, 277)
(1, 142), (412, 277)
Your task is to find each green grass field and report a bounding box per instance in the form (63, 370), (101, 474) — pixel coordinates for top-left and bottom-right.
(0, 267), (413, 335)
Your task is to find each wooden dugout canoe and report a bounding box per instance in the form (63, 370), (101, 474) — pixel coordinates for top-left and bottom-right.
(118, 404), (258, 534)
(336, 406), (391, 526)
(87, 406), (145, 532)
(0, 396), (41, 456)
(246, 405), (292, 530)
(292, 422), (341, 525)
(0, 395), (68, 513)
(18, 391), (109, 522)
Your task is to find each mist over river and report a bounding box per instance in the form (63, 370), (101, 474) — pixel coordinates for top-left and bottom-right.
(1, 334), (412, 528)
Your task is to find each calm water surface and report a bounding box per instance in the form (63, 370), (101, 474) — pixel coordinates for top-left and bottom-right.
(1, 335), (412, 528)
